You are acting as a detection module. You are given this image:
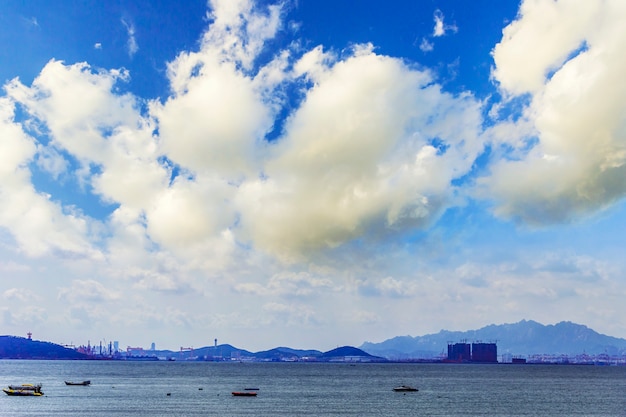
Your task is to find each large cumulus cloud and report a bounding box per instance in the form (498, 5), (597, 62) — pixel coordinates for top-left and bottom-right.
(3, 0), (626, 266)
(485, 0), (626, 224)
(1, 0), (624, 272)
(0, 0), (487, 266)
(237, 45), (483, 260)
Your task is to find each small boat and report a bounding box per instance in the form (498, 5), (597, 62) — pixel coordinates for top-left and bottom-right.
(3, 384), (44, 396)
(65, 380), (91, 386)
(393, 384), (418, 392)
(232, 391), (258, 396)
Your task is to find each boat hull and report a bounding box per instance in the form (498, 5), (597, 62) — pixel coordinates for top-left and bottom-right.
(65, 380), (91, 386)
(232, 391), (257, 396)
(3, 388), (43, 396)
(393, 385), (418, 392)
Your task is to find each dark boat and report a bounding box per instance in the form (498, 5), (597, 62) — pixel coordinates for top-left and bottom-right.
(3, 384), (44, 396)
(393, 385), (418, 392)
(232, 391), (257, 396)
(65, 380), (91, 386)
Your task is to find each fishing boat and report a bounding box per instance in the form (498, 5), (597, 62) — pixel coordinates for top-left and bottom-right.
(393, 384), (418, 392)
(3, 384), (44, 396)
(65, 380), (90, 386)
(232, 391), (257, 396)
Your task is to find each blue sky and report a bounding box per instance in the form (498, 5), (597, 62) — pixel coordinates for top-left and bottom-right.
(1, 0), (626, 353)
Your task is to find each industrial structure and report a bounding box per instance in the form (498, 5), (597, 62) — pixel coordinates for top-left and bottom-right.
(447, 341), (497, 363)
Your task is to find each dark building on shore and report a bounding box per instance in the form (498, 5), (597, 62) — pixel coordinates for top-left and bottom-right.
(447, 342), (497, 363)
(447, 342), (471, 362)
(471, 342), (497, 362)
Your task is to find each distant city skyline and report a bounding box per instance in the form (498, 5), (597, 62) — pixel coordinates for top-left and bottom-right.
(7, 320), (626, 365)
(1, 0), (626, 352)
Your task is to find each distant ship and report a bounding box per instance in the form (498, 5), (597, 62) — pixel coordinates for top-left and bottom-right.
(123, 355), (159, 361)
(393, 385), (418, 392)
(65, 380), (90, 386)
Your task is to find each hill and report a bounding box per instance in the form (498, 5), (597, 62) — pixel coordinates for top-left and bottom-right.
(157, 344), (383, 362)
(359, 320), (626, 359)
(252, 347), (322, 361)
(0, 336), (90, 359)
(153, 344), (256, 360)
(0, 335), (383, 362)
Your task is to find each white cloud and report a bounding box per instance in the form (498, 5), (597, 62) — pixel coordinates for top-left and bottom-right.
(434, 11), (445, 37)
(433, 10), (457, 38)
(3, 288), (39, 302)
(5, 60), (136, 163)
(262, 302), (317, 326)
(1, 1), (484, 265)
(1, 61), (149, 259)
(58, 279), (120, 304)
(419, 38), (434, 53)
(0, 260), (30, 273)
(236, 50), (483, 260)
(491, 0), (601, 96)
(122, 18), (138, 57)
(0, 97), (36, 178)
(234, 271), (335, 297)
(0, 97), (100, 258)
(484, 0), (626, 225)
(357, 276), (419, 298)
(348, 310), (380, 325)
(203, 0), (283, 70)
(2, 305), (47, 327)
(154, 58), (272, 177)
(35, 146), (68, 180)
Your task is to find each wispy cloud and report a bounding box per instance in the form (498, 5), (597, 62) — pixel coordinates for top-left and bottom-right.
(58, 280), (120, 304)
(433, 9), (457, 37)
(419, 37), (434, 52)
(121, 18), (138, 57)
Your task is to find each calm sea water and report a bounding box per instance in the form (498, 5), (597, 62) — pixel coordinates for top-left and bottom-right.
(1, 360), (626, 416)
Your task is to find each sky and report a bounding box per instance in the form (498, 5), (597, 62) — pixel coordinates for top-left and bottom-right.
(1, 0), (625, 353)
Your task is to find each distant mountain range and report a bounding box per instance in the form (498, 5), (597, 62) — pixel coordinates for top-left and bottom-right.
(359, 320), (626, 359)
(4, 320), (626, 361)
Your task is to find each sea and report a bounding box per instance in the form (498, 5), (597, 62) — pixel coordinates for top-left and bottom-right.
(1, 360), (626, 416)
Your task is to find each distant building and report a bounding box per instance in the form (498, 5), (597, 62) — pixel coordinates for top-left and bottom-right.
(447, 341), (498, 363)
(471, 342), (497, 363)
(447, 343), (471, 362)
